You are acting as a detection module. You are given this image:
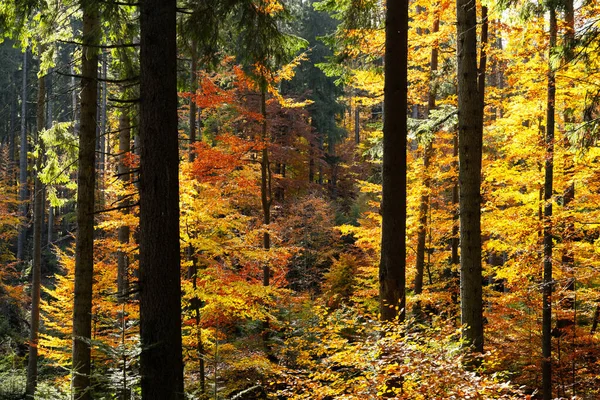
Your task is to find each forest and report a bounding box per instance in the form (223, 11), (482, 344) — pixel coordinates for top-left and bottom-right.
(0, 0), (599, 399)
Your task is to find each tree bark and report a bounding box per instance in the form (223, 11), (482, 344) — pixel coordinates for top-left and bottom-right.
(72, 3), (99, 399)
(9, 78), (17, 168)
(46, 72), (54, 245)
(139, 0), (184, 398)
(117, 111), (131, 301)
(542, 8), (557, 400)
(17, 49), (28, 262)
(260, 88), (271, 286)
(379, 0), (408, 322)
(25, 66), (46, 399)
(189, 40), (198, 163)
(457, 0), (485, 353)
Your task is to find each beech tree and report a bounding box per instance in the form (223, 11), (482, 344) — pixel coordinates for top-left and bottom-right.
(456, 0), (485, 353)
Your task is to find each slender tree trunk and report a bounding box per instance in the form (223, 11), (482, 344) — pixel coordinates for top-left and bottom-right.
(413, 13), (439, 306)
(379, 0), (408, 322)
(591, 303), (599, 333)
(72, 4), (99, 399)
(457, 0), (485, 353)
(17, 49), (28, 262)
(25, 68), (46, 399)
(139, 0), (184, 398)
(117, 111), (131, 300)
(354, 102), (360, 144)
(9, 81), (17, 168)
(260, 88), (271, 286)
(542, 8), (557, 400)
(46, 72), (54, 245)
(451, 133), (459, 266)
(259, 87), (273, 349)
(189, 40), (198, 163)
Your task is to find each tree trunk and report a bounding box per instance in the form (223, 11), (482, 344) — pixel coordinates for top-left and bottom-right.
(25, 67), (46, 399)
(379, 0), (407, 322)
(17, 49), (28, 262)
(259, 87), (273, 349)
(117, 111), (131, 301)
(72, 4), (99, 399)
(9, 79), (17, 168)
(413, 12), (439, 305)
(46, 72), (54, 246)
(139, 0), (184, 398)
(260, 88), (271, 286)
(542, 8), (557, 400)
(189, 40), (198, 163)
(354, 102), (360, 144)
(457, 0), (485, 353)
(451, 133), (459, 266)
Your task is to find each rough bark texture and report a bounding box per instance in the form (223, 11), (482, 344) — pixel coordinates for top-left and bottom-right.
(379, 0), (408, 322)
(139, 0), (184, 398)
(457, 0), (484, 353)
(542, 9), (557, 400)
(46, 73), (54, 245)
(117, 111), (131, 301)
(26, 70), (46, 398)
(72, 4), (99, 399)
(17, 49), (28, 261)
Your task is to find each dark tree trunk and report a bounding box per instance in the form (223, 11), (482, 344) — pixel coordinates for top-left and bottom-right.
(259, 88), (273, 348)
(260, 88), (271, 286)
(379, 0), (408, 322)
(26, 68), (46, 399)
(542, 8), (557, 400)
(189, 40), (198, 163)
(354, 103), (360, 144)
(117, 111), (131, 300)
(9, 80), (17, 167)
(451, 133), (459, 266)
(591, 303), (600, 334)
(46, 72), (54, 245)
(72, 4), (99, 399)
(17, 49), (28, 262)
(457, 0), (485, 353)
(139, 0), (184, 398)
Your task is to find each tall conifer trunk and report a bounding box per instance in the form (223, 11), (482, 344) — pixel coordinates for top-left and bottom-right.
(72, 3), (99, 399)
(379, 0), (408, 322)
(17, 49), (28, 261)
(542, 8), (557, 400)
(117, 111), (130, 300)
(457, 0), (485, 353)
(139, 0), (184, 398)
(26, 68), (46, 399)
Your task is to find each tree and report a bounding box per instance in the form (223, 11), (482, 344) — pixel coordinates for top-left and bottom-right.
(456, 0), (485, 353)
(17, 48), (28, 262)
(72, 2), (99, 399)
(25, 55), (46, 399)
(413, 6), (440, 309)
(139, 0), (184, 398)
(542, 6), (557, 400)
(379, 0), (408, 322)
